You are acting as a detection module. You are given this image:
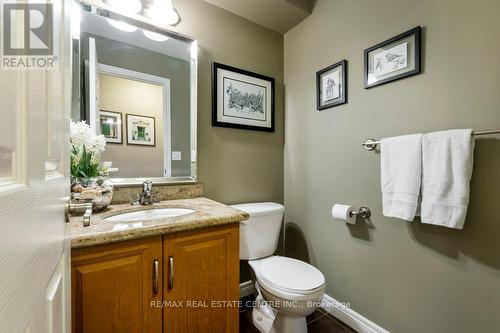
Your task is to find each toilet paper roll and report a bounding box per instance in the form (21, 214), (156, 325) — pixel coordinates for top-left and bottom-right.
(332, 204), (356, 224)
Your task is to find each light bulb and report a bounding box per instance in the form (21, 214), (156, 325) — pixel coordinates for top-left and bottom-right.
(143, 30), (170, 42)
(107, 18), (138, 32)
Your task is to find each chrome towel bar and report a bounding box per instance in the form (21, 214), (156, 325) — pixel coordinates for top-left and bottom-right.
(361, 128), (500, 151)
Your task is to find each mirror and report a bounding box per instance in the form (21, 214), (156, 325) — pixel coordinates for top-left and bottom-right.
(72, 3), (197, 185)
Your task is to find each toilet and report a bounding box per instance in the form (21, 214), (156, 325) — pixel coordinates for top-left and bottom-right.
(233, 202), (326, 333)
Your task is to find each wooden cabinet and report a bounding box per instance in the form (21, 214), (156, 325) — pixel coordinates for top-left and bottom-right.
(71, 236), (163, 333)
(164, 224), (239, 333)
(71, 224), (239, 333)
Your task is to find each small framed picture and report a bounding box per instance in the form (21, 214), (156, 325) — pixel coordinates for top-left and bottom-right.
(364, 26), (421, 89)
(126, 114), (155, 146)
(99, 110), (122, 144)
(212, 62), (275, 132)
(316, 60), (347, 110)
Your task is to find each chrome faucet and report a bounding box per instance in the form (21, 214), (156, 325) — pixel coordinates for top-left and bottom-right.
(132, 181), (158, 206)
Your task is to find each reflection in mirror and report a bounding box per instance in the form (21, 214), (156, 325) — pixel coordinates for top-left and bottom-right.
(72, 4), (197, 183)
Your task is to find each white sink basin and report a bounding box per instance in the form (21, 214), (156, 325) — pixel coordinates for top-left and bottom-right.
(104, 208), (195, 222)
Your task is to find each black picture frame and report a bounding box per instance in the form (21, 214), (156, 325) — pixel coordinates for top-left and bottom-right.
(99, 110), (123, 144)
(364, 26), (421, 89)
(125, 113), (156, 147)
(316, 60), (347, 110)
(212, 62), (275, 132)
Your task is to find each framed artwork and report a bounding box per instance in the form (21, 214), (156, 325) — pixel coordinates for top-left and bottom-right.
(316, 60), (347, 110)
(126, 114), (156, 146)
(212, 62), (275, 132)
(364, 26), (421, 89)
(99, 110), (122, 144)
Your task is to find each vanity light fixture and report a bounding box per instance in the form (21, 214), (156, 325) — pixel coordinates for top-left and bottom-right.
(143, 30), (170, 42)
(145, 0), (181, 26)
(104, 0), (142, 15)
(107, 18), (138, 32)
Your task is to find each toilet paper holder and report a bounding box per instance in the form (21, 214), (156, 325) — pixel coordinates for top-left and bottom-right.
(349, 207), (371, 219)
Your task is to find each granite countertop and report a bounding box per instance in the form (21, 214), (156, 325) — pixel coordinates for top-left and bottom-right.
(70, 197), (249, 249)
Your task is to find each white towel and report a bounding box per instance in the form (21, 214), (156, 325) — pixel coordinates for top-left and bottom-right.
(381, 134), (423, 221)
(421, 129), (474, 229)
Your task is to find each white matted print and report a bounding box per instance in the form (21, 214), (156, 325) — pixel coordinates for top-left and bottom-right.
(126, 114), (155, 146)
(213, 63), (275, 132)
(223, 78), (266, 121)
(373, 42), (408, 76)
(316, 60), (347, 110)
(321, 69), (340, 103)
(364, 26), (421, 88)
(99, 110), (122, 144)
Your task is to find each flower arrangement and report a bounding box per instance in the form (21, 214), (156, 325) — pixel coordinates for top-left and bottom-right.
(70, 121), (117, 178)
(70, 121), (117, 211)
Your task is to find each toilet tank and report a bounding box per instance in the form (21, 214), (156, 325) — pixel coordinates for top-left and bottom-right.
(232, 202), (285, 260)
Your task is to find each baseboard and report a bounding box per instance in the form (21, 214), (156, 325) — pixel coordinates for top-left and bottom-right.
(321, 294), (390, 333)
(239, 282), (388, 332)
(240, 280), (255, 298)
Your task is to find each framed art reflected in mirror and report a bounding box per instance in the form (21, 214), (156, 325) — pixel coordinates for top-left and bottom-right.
(99, 110), (123, 144)
(126, 114), (156, 147)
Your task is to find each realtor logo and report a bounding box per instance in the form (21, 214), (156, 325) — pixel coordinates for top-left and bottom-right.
(2, 2), (56, 69)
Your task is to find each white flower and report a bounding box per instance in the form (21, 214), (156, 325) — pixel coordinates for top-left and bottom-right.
(70, 121), (93, 148)
(88, 135), (106, 155)
(70, 121), (107, 155)
(90, 153), (99, 165)
(71, 152), (81, 166)
(99, 161), (118, 175)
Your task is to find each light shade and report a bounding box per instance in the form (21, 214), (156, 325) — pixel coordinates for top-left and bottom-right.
(146, 0), (181, 26)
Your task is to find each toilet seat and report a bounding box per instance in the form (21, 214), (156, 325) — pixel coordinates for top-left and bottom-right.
(250, 256), (326, 301)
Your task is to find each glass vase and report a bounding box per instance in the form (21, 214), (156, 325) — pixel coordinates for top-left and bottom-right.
(71, 176), (114, 212)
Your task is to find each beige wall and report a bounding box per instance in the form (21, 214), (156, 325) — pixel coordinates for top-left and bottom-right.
(284, 0), (500, 332)
(99, 74), (164, 178)
(173, 0), (284, 205)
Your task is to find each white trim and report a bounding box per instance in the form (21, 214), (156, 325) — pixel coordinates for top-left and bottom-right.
(189, 40), (198, 179)
(239, 280), (255, 298)
(89, 37), (98, 134)
(96, 63), (172, 177)
(321, 294), (390, 333)
(239, 282), (389, 332)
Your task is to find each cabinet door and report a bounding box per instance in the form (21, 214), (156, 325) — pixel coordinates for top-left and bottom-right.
(164, 225), (239, 333)
(72, 236), (163, 333)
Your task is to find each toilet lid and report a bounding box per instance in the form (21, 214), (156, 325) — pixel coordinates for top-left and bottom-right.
(259, 256), (325, 291)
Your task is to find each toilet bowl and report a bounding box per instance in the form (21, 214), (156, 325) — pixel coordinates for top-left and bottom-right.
(233, 202), (326, 333)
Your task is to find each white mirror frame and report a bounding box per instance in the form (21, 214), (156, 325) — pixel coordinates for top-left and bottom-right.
(76, 1), (197, 187)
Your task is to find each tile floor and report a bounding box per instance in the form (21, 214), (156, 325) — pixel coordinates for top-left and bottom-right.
(239, 295), (357, 333)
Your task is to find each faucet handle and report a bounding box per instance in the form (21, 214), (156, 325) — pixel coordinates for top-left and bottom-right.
(65, 198), (93, 227)
(142, 180), (153, 193)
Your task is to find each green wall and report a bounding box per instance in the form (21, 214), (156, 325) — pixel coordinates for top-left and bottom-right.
(284, 0), (500, 332)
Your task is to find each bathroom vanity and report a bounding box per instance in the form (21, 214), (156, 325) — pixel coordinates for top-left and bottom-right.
(70, 197), (248, 333)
